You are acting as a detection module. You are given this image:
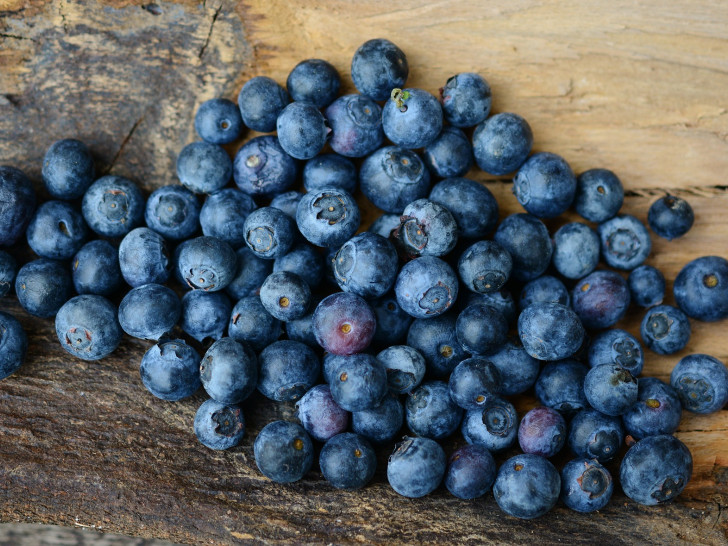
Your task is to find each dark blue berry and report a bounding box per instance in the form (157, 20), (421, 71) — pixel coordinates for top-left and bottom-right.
(145, 185), (200, 241)
(377, 345), (426, 394)
(513, 152), (576, 219)
(118, 227), (171, 287)
(463, 289), (517, 326)
(584, 364), (638, 416)
(568, 408), (623, 463)
(140, 338), (201, 401)
(320, 433), (377, 490)
(329, 353), (387, 412)
(27, 200), (87, 260)
(71, 240), (123, 296)
(628, 264), (665, 308)
(387, 436), (445, 498)
(228, 295), (282, 351)
(352, 392), (403, 444)
(670, 353), (728, 414)
(429, 177), (498, 239)
(273, 243), (324, 289)
(395, 256), (458, 319)
(325, 94), (383, 158)
(259, 271), (311, 322)
(572, 270), (630, 330)
(574, 168), (624, 223)
(351, 38), (408, 101)
(118, 283), (180, 340)
(648, 194), (694, 240)
(296, 384), (349, 442)
(15, 259), (72, 318)
(445, 444), (496, 500)
(382, 88), (443, 149)
(448, 356), (500, 410)
(303, 153), (356, 194)
(640, 304), (691, 355)
(455, 303), (507, 355)
(225, 247), (272, 300)
(0, 251), (17, 297)
(0, 311), (27, 380)
(333, 232), (398, 299)
(180, 290), (231, 343)
(488, 341), (540, 396)
(360, 146), (430, 213)
(269, 190), (303, 219)
(200, 337), (257, 404)
(258, 340), (319, 402)
(176, 142), (232, 194)
(199, 188), (256, 249)
(82, 175), (144, 238)
(552, 222), (600, 279)
(276, 102), (329, 160)
(461, 396), (518, 452)
(194, 399), (245, 450)
(458, 240), (512, 294)
(194, 98), (243, 144)
(440, 72), (491, 128)
(0, 166), (36, 246)
(561, 459), (613, 513)
(42, 139), (95, 199)
(472, 113), (533, 175)
(286, 58), (340, 108)
(623, 377), (682, 438)
(177, 236), (237, 292)
(520, 275), (570, 310)
(233, 136), (298, 197)
(55, 295), (122, 360)
(518, 406), (566, 458)
(370, 293), (413, 346)
(598, 214), (652, 271)
(535, 360), (589, 416)
(237, 76), (289, 133)
(493, 454), (560, 519)
(494, 213), (552, 282)
(406, 312), (467, 378)
(296, 188), (360, 248)
(518, 302), (585, 361)
(243, 206), (296, 260)
(588, 329), (644, 376)
(673, 256), (728, 322)
(422, 127), (473, 179)
(406, 380), (463, 440)
(254, 421), (313, 483)
(391, 199), (458, 258)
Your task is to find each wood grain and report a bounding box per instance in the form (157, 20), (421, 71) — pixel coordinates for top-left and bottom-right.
(0, 0), (727, 544)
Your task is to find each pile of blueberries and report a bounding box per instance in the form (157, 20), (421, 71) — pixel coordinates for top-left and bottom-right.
(1, 38), (728, 520)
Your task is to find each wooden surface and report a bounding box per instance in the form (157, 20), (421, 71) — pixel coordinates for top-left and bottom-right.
(1, 0), (727, 544)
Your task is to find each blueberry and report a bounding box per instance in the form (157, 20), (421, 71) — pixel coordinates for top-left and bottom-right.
(584, 364), (638, 416)
(276, 102), (329, 160)
(406, 380), (463, 440)
(312, 292), (376, 356)
(71, 240), (123, 296)
(620, 435), (692, 505)
(0, 311), (27, 380)
(391, 199), (458, 258)
(237, 76), (290, 133)
(395, 256), (458, 319)
(177, 236), (237, 292)
(320, 432), (377, 490)
(296, 188), (360, 248)
(370, 293), (413, 346)
(598, 214), (652, 271)
(325, 94), (383, 158)
(254, 421), (313, 483)
(429, 178), (498, 239)
(494, 213), (552, 282)
(520, 275), (570, 310)
(623, 377), (682, 438)
(118, 227), (171, 287)
(377, 345), (426, 394)
(518, 406), (566, 458)
(406, 312), (467, 378)
(259, 271), (311, 322)
(352, 392), (404, 444)
(367, 213), (401, 239)
(588, 329), (644, 377)
(673, 256), (728, 322)
(244, 206), (296, 260)
(568, 408), (624, 463)
(422, 127), (473, 179)
(552, 222), (600, 280)
(329, 353), (387, 412)
(145, 185), (200, 241)
(273, 243), (324, 289)
(180, 290), (231, 343)
(463, 289), (518, 326)
(194, 98), (243, 144)
(387, 436), (446, 498)
(383, 88), (443, 149)
(0, 251), (17, 297)
(284, 299), (319, 348)
(572, 270), (630, 330)
(200, 337), (257, 404)
(15, 259), (73, 318)
(458, 240), (511, 294)
(648, 194), (694, 240)
(640, 304), (691, 355)
(535, 360), (589, 415)
(228, 295), (282, 351)
(445, 444), (496, 500)
(139, 338), (201, 401)
(560, 459), (613, 513)
(628, 264), (665, 308)
(296, 384), (349, 442)
(258, 340), (319, 402)
(455, 304), (507, 355)
(118, 283), (180, 340)
(333, 232), (398, 299)
(351, 38), (408, 101)
(461, 396), (518, 452)
(360, 146), (431, 214)
(225, 246), (273, 300)
(42, 139), (95, 199)
(55, 295), (122, 360)
(439, 72), (491, 128)
(448, 356), (500, 411)
(194, 399), (245, 450)
(269, 190), (303, 219)
(513, 152), (576, 218)
(233, 136), (298, 197)
(574, 168), (624, 223)
(82, 175), (144, 238)
(199, 188), (256, 248)
(670, 353), (728, 414)
(176, 142), (232, 194)
(472, 113), (533, 175)
(286, 58), (340, 108)
(26, 201), (87, 260)
(0, 166), (36, 246)
(493, 454), (560, 519)
(303, 153), (357, 194)
(487, 341), (540, 396)
(518, 302), (585, 361)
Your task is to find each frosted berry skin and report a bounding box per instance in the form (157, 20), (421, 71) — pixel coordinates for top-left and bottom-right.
(648, 194), (694, 240)
(200, 337), (257, 405)
(623, 377), (682, 439)
(584, 364), (638, 417)
(194, 98), (243, 144)
(312, 292), (376, 356)
(513, 152), (577, 219)
(494, 213), (552, 282)
(180, 290), (231, 343)
(461, 396), (518, 453)
(286, 58), (341, 109)
(199, 188), (256, 249)
(270, 191), (303, 220)
(518, 406), (566, 458)
(620, 435), (692, 506)
(448, 357), (501, 411)
(254, 421), (314, 484)
(406, 380), (463, 440)
(0, 252), (17, 297)
(387, 436), (446, 499)
(406, 312), (467, 378)
(429, 177), (498, 239)
(445, 444), (497, 500)
(518, 302), (585, 361)
(382, 88), (443, 150)
(228, 295), (282, 351)
(588, 329), (644, 377)
(464, 290), (518, 326)
(458, 240), (512, 294)
(673, 256), (728, 322)
(15, 259), (72, 318)
(303, 153), (357, 194)
(145, 185), (201, 242)
(352, 392), (404, 444)
(225, 247), (272, 300)
(296, 384), (349, 443)
(233, 136), (298, 197)
(376, 345), (426, 394)
(26, 201), (87, 260)
(640, 304), (691, 355)
(177, 236), (237, 292)
(82, 175), (144, 238)
(568, 408), (624, 463)
(535, 360), (590, 416)
(360, 146), (431, 214)
(370, 294), (413, 346)
(455, 303), (508, 355)
(574, 168), (624, 223)
(259, 271), (311, 322)
(296, 188), (360, 248)
(0, 166), (36, 246)
(42, 139), (95, 199)
(243, 206), (296, 260)
(488, 341), (540, 396)
(598, 214), (652, 271)
(194, 399), (245, 451)
(560, 459), (614, 513)
(391, 199), (458, 259)
(0, 311), (28, 380)
(118, 227), (171, 288)
(237, 76), (290, 133)
(258, 340), (319, 402)
(276, 102), (329, 160)
(320, 432), (377, 490)
(552, 222), (600, 280)
(350, 38), (409, 101)
(55, 295), (122, 361)
(328, 353), (388, 412)
(472, 112), (533, 176)
(670, 353), (728, 414)
(572, 270), (631, 330)
(520, 275), (570, 310)
(333, 232), (398, 299)
(325, 94), (383, 158)
(440, 72), (491, 128)
(118, 284), (180, 341)
(628, 264), (666, 308)
(395, 256), (459, 320)
(176, 142), (232, 195)
(139, 339), (201, 401)
(493, 454), (561, 520)
(423, 127), (473, 179)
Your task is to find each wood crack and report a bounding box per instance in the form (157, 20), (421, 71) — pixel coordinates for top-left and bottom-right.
(58, 0), (68, 34)
(0, 33), (37, 42)
(103, 115), (144, 175)
(198, 3), (222, 59)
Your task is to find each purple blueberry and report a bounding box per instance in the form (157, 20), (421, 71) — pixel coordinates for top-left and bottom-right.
(312, 292), (376, 356)
(518, 406), (566, 458)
